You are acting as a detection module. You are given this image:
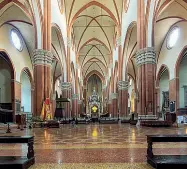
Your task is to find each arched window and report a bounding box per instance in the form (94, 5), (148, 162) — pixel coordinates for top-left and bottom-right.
(11, 29), (23, 51)
(167, 27), (179, 49)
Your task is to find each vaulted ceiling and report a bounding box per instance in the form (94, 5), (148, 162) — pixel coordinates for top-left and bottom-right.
(64, 0), (123, 78)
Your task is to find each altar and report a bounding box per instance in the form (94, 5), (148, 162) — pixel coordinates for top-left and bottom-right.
(87, 88), (102, 119)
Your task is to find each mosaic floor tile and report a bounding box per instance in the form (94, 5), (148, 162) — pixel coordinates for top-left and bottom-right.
(0, 124), (187, 168)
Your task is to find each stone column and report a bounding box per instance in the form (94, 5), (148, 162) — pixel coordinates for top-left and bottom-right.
(110, 93), (118, 118)
(33, 49), (53, 117)
(72, 93), (79, 118)
(61, 82), (72, 119)
(118, 81), (128, 118)
(136, 47), (156, 115)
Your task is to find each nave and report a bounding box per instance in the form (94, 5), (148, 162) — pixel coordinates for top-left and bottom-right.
(1, 0), (187, 168)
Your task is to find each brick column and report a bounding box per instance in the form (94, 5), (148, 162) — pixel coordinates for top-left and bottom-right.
(155, 87), (160, 115)
(61, 82), (72, 119)
(78, 100), (82, 117)
(108, 99), (112, 117)
(15, 81), (21, 105)
(136, 47), (156, 115)
(72, 93), (79, 118)
(33, 49), (53, 117)
(102, 85), (107, 114)
(169, 78), (179, 111)
(110, 93), (118, 118)
(14, 81), (21, 121)
(83, 86), (87, 113)
(118, 81), (128, 118)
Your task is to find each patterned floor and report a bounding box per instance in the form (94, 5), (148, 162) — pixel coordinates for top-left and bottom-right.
(0, 123), (187, 168)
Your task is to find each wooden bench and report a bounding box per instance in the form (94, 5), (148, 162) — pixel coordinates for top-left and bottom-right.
(140, 113), (176, 127)
(99, 118), (119, 124)
(147, 135), (187, 169)
(0, 136), (35, 169)
(138, 115), (158, 121)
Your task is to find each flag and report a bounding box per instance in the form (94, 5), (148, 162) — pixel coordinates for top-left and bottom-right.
(40, 102), (45, 121)
(40, 98), (51, 121)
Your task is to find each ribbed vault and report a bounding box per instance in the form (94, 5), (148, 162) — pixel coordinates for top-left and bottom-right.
(64, 0), (123, 79)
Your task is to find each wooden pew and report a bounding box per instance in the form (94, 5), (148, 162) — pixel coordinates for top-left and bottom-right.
(0, 136), (35, 169)
(147, 135), (187, 169)
(99, 118), (119, 124)
(140, 113), (176, 127)
(138, 115), (158, 121)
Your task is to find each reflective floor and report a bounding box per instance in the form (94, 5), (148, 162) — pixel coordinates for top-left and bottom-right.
(1, 123), (187, 168)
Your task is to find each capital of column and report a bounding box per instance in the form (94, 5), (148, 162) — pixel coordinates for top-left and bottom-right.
(116, 36), (122, 47)
(78, 100), (82, 104)
(118, 81), (128, 91)
(61, 82), (72, 91)
(67, 37), (72, 47)
(136, 47), (156, 66)
(74, 64), (79, 70)
(33, 49), (54, 67)
(102, 85), (107, 90)
(72, 94), (79, 100)
(110, 93), (118, 100)
(108, 99), (112, 104)
(80, 80), (83, 86)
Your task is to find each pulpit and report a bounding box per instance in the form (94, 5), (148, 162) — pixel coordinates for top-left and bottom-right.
(55, 97), (70, 119)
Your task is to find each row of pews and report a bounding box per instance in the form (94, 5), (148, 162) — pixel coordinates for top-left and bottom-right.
(0, 136), (35, 169)
(0, 105), (35, 169)
(139, 113), (176, 127)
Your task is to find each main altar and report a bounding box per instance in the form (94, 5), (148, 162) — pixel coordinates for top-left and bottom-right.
(87, 88), (102, 119)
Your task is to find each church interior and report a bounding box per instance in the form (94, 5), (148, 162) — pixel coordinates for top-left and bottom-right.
(1, 0), (187, 168)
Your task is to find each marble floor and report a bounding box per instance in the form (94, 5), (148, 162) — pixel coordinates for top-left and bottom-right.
(0, 123), (187, 168)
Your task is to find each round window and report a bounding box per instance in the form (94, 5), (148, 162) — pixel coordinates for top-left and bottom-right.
(58, 0), (63, 13)
(167, 27), (179, 49)
(11, 29), (23, 51)
(124, 0), (130, 13)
